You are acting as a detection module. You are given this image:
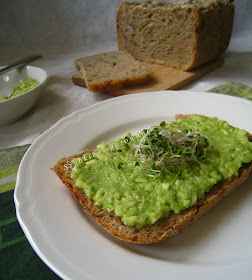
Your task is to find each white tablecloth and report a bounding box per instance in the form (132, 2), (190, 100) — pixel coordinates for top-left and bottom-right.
(1, 0), (251, 150)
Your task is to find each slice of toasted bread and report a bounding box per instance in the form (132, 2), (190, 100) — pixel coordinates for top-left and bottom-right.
(73, 50), (151, 93)
(53, 116), (252, 244)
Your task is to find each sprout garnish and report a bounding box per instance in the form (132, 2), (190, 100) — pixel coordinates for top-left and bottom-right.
(129, 121), (213, 179)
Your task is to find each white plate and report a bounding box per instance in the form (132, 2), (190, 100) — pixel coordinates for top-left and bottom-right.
(15, 91), (252, 280)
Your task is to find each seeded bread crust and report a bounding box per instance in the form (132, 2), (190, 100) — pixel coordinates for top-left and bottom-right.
(53, 115), (252, 244)
(116, 0), (235, 70)
(74, 50), (151, 93)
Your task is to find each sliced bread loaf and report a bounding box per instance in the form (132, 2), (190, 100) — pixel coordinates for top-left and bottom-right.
(117, 0), (235, 70)
(53, 115), (252, 244)
(74, 50), (151, 93)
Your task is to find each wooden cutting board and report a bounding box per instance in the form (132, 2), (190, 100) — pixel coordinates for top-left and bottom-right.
(72, 58), (223, 96)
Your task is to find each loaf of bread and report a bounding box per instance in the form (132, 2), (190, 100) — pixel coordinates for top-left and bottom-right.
(53, 115), (252, 244)
(73, 50), (151, 93)
(117, 0), (235, 70)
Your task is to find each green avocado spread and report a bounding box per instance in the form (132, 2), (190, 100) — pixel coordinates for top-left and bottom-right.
(71, 115), (252, 228)
(1, 78), (39, 101)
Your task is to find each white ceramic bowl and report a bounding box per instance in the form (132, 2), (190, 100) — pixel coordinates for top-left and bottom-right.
(0, 65), (47, 127)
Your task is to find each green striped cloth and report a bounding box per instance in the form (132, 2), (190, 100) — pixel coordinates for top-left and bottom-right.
(0, 145), (60, 280)
(207, 81), (252, 100)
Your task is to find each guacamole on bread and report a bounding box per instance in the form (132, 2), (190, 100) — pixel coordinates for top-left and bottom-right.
(70, 115), (252, 228)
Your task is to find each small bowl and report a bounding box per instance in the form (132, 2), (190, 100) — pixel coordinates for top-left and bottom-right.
(0, 65), (47, 127)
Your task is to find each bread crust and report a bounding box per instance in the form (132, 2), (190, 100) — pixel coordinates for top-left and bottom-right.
(72, 72), (86, 87)
(72, 72), (151, 93)
(185, 1), (235, 70)
(53, 115), (252, 244)
(86, 75), (152, 93)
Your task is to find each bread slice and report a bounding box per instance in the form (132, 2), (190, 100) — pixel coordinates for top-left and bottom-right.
(73, 50), (151, 93)
(117, 0), (234, 70)
(53, 115), (252, 244)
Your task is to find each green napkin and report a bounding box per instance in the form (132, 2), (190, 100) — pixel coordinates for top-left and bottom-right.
(0, 145), (60, 280)
(208, 81), (252, 101)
